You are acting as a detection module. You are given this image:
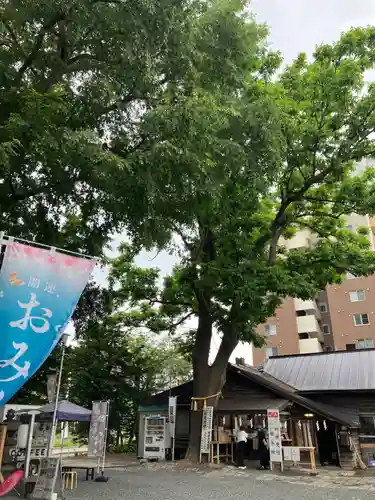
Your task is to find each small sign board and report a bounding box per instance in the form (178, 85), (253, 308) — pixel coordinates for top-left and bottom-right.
(31, 457), (64, 500)
(10, 447), (47, 460)
(267, 408), (282, 465)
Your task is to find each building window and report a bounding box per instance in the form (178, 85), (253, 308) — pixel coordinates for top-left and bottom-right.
(353, 313), (370, 326)
(319, 302), (328, 313)
(357, 339), (374, 349)
(322, 324), (330, 335)
(264, 324), (277, 336)
(346, 343), (356, 351)
(265, 347), (278, 358)
(349, 289), (366, 302)
(296, 310), (307, 317)
(360, 415), (375, 436)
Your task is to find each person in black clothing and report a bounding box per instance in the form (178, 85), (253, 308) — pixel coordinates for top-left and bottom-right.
(257, 428), (270, 470)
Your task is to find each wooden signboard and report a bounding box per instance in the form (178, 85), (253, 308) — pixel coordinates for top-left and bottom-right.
(32, 457), (64, 500)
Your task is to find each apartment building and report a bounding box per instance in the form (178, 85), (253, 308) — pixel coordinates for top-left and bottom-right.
(252, 213), (375, 366)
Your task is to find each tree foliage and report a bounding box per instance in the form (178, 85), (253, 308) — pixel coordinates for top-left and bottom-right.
(109, 25), (375, 457)
(66, 314), (191, 445)
(72, 281), (112, 339)
(0, 0), (232, 254)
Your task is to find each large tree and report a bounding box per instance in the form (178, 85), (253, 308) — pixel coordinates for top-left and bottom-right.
(111, 26), (375, 459)
(0, 0), (256, 402)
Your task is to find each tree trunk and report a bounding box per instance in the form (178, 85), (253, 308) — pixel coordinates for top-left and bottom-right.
(188, 410), (203, 461)
(186, 227), (239, 462)
(127, 416), (137, 446)
(187, 374), (224, 462)
(187, 311), (239, 462)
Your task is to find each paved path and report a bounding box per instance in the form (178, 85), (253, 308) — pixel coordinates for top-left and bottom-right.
(62, 466), (375, 500)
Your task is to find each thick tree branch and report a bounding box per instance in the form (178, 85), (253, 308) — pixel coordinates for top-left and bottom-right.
(15, 13), (67, 84)
(256, 163), (337, 262)
(147, 297), (192, 308)
(174, 225), (194, 251)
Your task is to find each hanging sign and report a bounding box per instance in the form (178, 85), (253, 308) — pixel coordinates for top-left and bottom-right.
(0, 241), (95, 405)
(267, 408), (282, 464)
(47, 373), (57, 404)
(88, 401), (109, 458)
(200, 406), (213, 455)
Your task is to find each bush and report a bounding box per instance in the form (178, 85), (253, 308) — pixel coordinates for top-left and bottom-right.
(113, 442), (136, 454)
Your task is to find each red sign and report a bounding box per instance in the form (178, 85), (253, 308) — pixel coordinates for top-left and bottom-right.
(267, 411), (279, 418)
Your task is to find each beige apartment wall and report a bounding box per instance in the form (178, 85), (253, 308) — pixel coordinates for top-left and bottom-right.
(280, 229), (317, 251)
(346, 214), (374, 250)
(326, 275), (375, 350)
(298, 338), (323, 353)
(252, 298), (299, 366)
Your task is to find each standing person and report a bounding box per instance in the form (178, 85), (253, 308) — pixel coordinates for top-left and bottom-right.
(257, 427), (270, 470)
(235, 425), (248, 470)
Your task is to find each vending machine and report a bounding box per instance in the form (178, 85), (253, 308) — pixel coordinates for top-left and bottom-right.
(143, 416), (168, 461)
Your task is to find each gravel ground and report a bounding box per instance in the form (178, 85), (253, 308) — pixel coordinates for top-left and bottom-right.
(63, 467), (374, 500)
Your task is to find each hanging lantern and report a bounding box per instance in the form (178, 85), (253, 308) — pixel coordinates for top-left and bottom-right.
(316, 421), (320, 431)
(323, 420), (327, 430)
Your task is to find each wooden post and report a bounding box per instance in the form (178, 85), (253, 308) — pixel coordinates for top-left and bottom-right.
(309, 447), (317, 475)
(0, 425), (7, 483)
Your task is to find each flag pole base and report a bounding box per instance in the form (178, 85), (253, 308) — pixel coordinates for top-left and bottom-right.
(95, 473), (109, 483)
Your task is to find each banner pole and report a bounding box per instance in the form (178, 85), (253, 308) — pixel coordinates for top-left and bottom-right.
(47, 334), (69, 457)
(0, 233), (96, 260)
(101, 401), (110, 473)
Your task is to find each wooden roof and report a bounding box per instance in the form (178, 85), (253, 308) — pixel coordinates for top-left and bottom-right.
(140, 364), (360, 426)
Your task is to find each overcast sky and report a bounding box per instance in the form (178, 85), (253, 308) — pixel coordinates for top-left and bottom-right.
(93, 0), (375, 364)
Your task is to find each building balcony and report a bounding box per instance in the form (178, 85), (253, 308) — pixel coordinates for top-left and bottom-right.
(298, 338), (323, 354)
(296, 315), (323, 341)
(294, 298), (321, 319)
(280, 229), (319, 251)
